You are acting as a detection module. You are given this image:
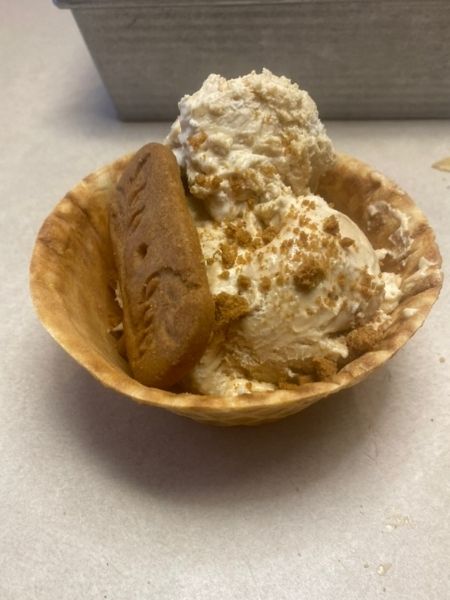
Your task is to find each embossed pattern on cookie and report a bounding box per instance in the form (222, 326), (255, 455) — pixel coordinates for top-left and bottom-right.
(110, 143), (214, 388)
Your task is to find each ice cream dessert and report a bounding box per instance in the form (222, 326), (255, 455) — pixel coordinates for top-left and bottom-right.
(29, 67), (442, 424)
(166, 69), (402, 395)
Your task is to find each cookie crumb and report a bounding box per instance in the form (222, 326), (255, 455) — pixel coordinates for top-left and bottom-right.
(280, 238), (294, 253)
(302, 198), (317, 210)
(188, 130), (207, 149)
(312, 357), (337, 380)
(323, 215), (340, 235)
(193, 173), (220, 192)
(357, 269), (378, 300)
(225, 222), (253, 247)
(259, 276), (271, 292)
(237, 274), (251, 290)
(261, 225), (278, 244)
(340, 236), (355, 248)
(214, 292), (250, 326)
(235, 227), (252, 247)
(220, 243), (237, 268)
(346, 324), (383, 355)
(293, 257), (326, 292)
(239, 254), (253, 266)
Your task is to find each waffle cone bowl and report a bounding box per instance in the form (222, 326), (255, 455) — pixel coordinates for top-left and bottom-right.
(29, 153), (442, 426)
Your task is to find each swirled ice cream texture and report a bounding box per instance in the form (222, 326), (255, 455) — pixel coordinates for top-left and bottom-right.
(166, 70), (397, 396)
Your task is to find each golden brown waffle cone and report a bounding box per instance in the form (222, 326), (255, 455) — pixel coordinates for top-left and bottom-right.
(29, 154), (442, 426)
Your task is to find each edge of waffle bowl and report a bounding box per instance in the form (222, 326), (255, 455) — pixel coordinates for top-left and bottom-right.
(29, 153), (443, 426)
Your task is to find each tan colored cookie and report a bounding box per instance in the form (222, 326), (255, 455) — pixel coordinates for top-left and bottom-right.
(110, 143), (214, 388)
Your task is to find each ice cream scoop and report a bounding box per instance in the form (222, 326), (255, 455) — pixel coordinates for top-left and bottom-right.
(183, 191), (388, 395)
(166, 69), (334, 220)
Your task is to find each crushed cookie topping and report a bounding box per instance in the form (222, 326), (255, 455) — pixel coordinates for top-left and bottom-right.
(287, 210), (297, 223)
(259, 276), (272, 292)
(245, 195), (257, 209)
(312, 357), (337, 380)
(236, 227), (253, 247)
(277, 356), (336, 389)
(225, 221), (253, 247)
(214, 292), (251, 326)
(298, 230), (309, 245)
(302, 199), (317, 210)
(220, 242), (237, 268)
(224, 222), (237, 240)
(236, 255), (248, 266)
(292, 256), (326, 292)
(323, 215), (340, 235)
(280, 238), (294, 253)
(346, 324), (383, 355)
(323, 289), (339, 309)
(298, 214), (312, 227)
(226, 171), (259, 208)
(251, 236), (263, 250)
(340, 236), (355, 248)
(193, 173), (221, 191)
(259, 164), (277, 178)
(356, 269), (378, 300)
(261, 225), (278, 244)
(237, 274), (251, 290)
(188, 130), (207, 149)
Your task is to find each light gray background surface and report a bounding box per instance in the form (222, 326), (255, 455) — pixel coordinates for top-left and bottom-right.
(1, 2), (449, 599)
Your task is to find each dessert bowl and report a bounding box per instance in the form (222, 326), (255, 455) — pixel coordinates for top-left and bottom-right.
(29, 153), (442, 426)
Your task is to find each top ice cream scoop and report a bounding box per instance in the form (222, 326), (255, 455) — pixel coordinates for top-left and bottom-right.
(166, 69), (335, 221)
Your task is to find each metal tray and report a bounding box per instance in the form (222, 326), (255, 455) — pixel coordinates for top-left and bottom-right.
(55, 0), (450, 120)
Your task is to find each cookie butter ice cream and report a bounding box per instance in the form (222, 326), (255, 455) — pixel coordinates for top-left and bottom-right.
(166, 69), (334, 220)
(166, 70), (398, 395)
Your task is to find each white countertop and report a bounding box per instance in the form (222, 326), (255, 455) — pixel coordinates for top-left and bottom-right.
(1, 2), (449, 599)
